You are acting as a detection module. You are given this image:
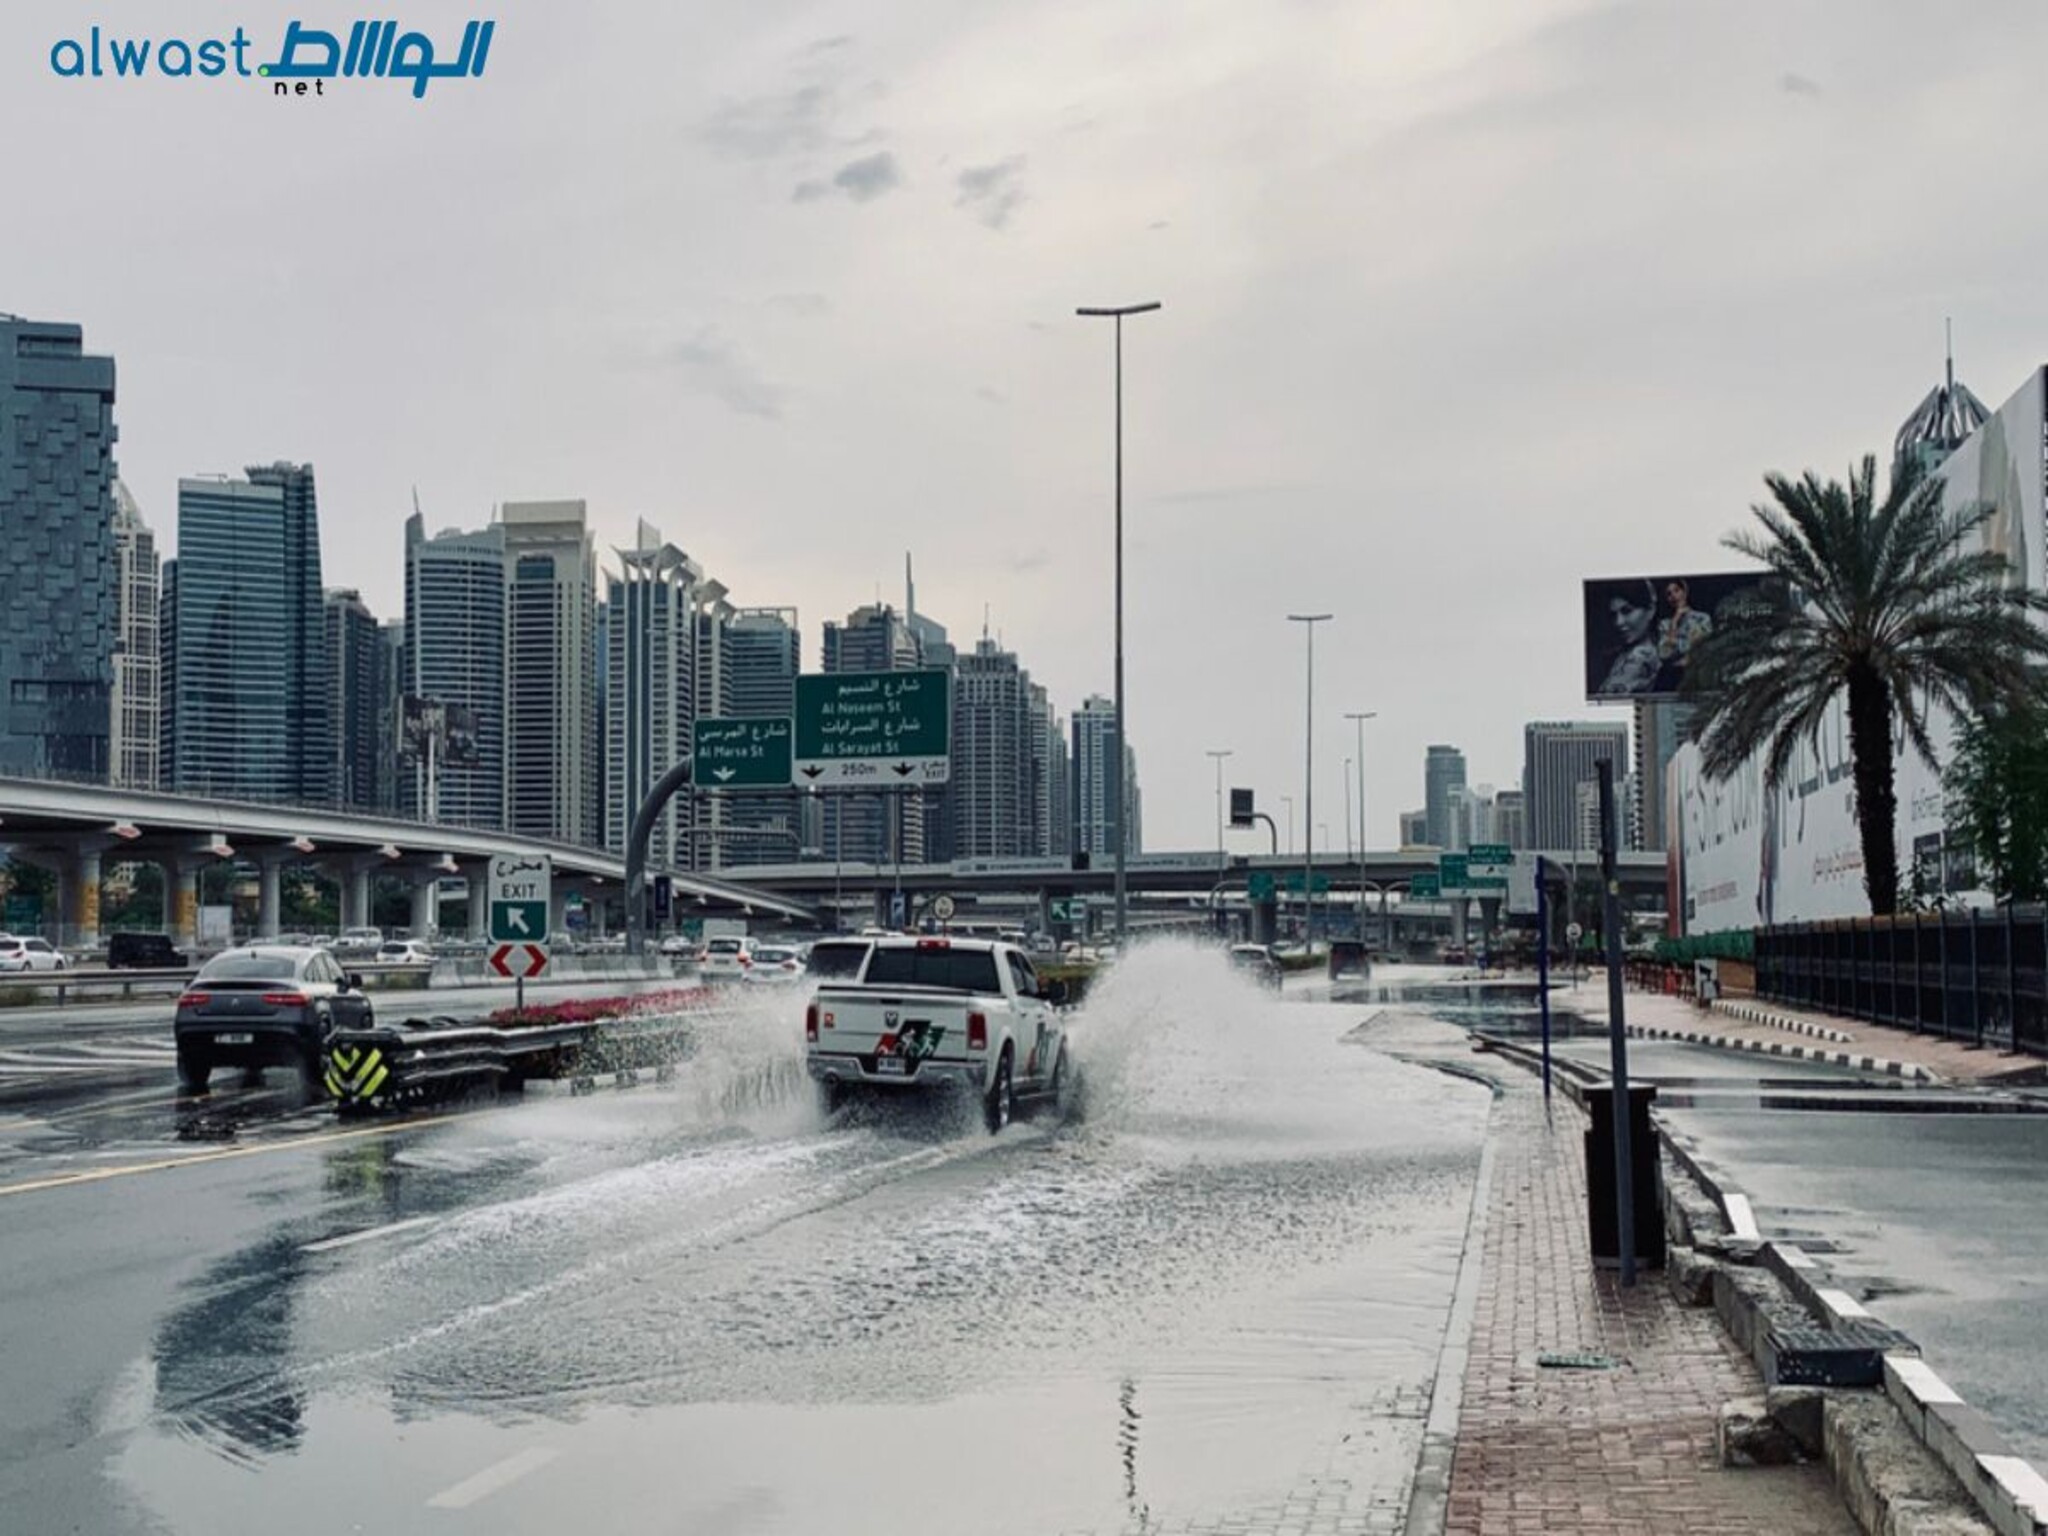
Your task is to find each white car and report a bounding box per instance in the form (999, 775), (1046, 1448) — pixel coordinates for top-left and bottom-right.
(741, 944), (807, 985)
(657, 934), (696, 957)
(335, 927), (384, 955)
(699, 935), (756, 982)
(375, 939), (434, 964)
(806, 937), (1070, 1132)
(0, 936), (67, 972)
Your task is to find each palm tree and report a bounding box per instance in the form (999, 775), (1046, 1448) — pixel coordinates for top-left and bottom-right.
(1682, 453), (2048, 916)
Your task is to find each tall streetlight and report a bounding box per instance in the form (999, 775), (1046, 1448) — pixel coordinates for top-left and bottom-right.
(1205, 749), (1233, 869)
(1343, 757), (1354, 860)
(1288, 613), (1333, 945)
(1077, 299), (1163, 942)
(1344, 711), (1377, 941)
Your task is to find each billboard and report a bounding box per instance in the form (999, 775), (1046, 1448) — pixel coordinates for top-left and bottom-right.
(1670, 366), (2048, 931)
(444, 703), (480, 768)
(1583, 571), (1770, 702)
(400, 695), (444, 764)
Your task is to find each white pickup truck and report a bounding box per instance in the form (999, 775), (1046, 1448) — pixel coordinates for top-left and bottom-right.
(805, 937), (1070, 1132)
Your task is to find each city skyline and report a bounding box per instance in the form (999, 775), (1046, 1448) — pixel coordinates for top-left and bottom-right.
(15, 2), (2048, 849)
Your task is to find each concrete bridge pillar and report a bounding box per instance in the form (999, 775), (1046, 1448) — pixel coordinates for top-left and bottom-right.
(464, 862), (488, 939)
(409, 872), (438, 939)
(53, 840), (111, 951)
(255, 852), (291, 940)
(167, 860), (201, 949)
(549, 884), (569, 941)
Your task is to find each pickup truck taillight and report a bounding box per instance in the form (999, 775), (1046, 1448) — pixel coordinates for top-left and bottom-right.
(967, 1011), (987, 1051)
(805, 1003), (819, 1043)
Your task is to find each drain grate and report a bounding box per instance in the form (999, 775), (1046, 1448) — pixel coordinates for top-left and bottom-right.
(1537, 1350), (1623, 1370)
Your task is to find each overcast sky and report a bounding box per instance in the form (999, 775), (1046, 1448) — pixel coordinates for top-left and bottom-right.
(11, 0), (2048, 853)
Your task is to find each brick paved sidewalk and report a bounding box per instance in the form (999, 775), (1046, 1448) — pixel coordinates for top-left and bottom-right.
(1572, 985), (2032, 1085)
(1443, 1083), (1856, 1535)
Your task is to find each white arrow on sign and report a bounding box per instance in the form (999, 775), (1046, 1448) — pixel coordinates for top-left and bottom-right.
(508, 907), (531, 935)
(713, 767), (736, 782)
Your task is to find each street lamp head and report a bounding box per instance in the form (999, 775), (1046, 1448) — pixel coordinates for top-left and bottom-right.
(1286, 612), (1334, 624)
(1076, 302), (1163, 317)
(1344, 710), (1378, 723)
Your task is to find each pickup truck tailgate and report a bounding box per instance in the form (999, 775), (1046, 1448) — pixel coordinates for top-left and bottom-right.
(810, 985), (984, 1079)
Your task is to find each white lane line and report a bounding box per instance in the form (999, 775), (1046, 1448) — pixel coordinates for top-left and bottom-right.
(425, 1446), (559, 1509)
(302, 1215), (439, 1254)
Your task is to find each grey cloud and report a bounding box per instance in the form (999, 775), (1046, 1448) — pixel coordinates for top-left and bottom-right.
(794, 151), (903, 204)
(703, 83), (835, 160)
(766, 292), (832, 317)
(802, 34), (855, 55)
(955, 156), (1026, 229)
(1780, 72), (1823, 97)
(976, 385), (1007, 405)
(1148, 219), (1171, 231)
(663, 329), (785, 420)
(1004, 549), (1051, 573)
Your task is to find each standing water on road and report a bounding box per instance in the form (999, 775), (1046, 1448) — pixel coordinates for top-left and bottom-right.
(73, 939), (1492, 1536)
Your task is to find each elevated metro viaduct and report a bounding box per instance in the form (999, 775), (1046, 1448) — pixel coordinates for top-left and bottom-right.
(724, 849), (1671, 935)
(0, 777), (816, 948)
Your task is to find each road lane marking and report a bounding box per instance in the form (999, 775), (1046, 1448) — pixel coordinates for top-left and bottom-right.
(426, 1446), (559, 1509)
(0, 1114), (462, 1199)
(302, 1214), (439, 1253)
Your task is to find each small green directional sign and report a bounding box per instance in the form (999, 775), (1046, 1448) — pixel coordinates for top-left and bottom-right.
(1407, 872), (1441, 900)
(694, 717), (793, 789)
(1247, 871), (1277, 902)
(1468, 843), (1513, 867)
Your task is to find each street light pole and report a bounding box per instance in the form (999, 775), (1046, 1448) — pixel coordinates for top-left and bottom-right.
(1288, 613), (1332, 945)
(1206, 749), (1233, 871)
(1344, 711), (1376, 943)
(1077, 299), (1163, 944)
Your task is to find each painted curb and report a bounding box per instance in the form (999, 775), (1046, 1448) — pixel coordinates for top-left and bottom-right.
(1624, 1018), (1943, 1085)
(1710, 998), (1858, 1044)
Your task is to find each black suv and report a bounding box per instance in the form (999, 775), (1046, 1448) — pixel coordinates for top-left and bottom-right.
(108, 931), (188, 970)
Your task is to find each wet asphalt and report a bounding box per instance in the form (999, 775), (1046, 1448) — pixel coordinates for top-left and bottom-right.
(0, 948), (1492, 1536)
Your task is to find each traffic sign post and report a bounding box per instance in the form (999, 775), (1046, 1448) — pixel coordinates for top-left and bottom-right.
(793, 669), (952, 787)
(489, 854), (551, 1010)
(931, 893), (956, 927)
(1407, 872), (1441, 901)
(695, 717), (793, 789)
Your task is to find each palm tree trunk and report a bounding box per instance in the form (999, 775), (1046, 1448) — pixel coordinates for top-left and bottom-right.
(1847, 664), (1899, 916)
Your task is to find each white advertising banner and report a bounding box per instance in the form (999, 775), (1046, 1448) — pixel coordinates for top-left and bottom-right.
(1674, 366), (2045, 932)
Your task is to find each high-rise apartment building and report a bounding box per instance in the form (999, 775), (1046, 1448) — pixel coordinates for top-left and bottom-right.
(954, 637), (1038, 860)
(376, 619), (405, 814)
(903, 558), (956, 865)
(109, 481), (159, 789)
(1423, 745), (1467, 850)
(1494, 788), (1526, 850)
(1070, 694), (1140, 858)
(1398, 808), (1430, 848)
(502, 501), (599, 847)
(0, 315), (117, 779)
(602, 531), (702, 871)
(171, 476), (291, 798)
(402, 512), (505, 827)
(1523, 720), (1630, 850)
(244, 462), (329, 804)
(821, 604), (925, 864)
(1631, 700), (1692, 854)
(720, 606), (801, 869)
(158, 559), (177, 787)
(324, 589), (382, 810)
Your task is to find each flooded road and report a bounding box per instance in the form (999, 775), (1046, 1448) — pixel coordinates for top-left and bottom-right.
(2, 946), (1491, 1535)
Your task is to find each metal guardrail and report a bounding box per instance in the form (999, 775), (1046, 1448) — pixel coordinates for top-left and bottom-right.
(0, 959), (432, 1008)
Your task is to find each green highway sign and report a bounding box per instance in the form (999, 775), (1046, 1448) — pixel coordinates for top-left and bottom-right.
(487, 852), (552, 946)
(1407, 873), (1441, 900)
(1050, 897), (1083, 922)
(1247, 871), (1277, 902)
(694, 716), (793, 788)
(1468, 843), (1512, 867)
(1438, 853), (1506, 895)
(1284, 872), (1332, 894)
(794, 669), (952, 787)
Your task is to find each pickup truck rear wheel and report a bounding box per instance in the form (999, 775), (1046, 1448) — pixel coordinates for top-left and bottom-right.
(983, 1048), (1014, 1134)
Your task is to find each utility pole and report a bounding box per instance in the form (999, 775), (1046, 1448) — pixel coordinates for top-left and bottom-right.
(1287, 614), (1332, 945)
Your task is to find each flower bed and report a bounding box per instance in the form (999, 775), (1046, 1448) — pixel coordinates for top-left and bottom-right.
(486, 985), (715, 1028)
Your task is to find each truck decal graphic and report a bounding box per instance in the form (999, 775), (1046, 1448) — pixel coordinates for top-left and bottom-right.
(876, 1020), (946, 1061)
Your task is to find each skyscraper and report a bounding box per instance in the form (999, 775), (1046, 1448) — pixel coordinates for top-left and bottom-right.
(502, 501), (599, 847)
(1398, 808), (1429, 848)
(324, 589), (382, 810)
(1523, 720), (1630, 850)
(109, 481), (159, 790)
(402, 511), (505, 827)
(903, 557), (957, 865)
(244, 462), (329, 803)
(1070, 694), (1139, 857)
(1631, 700), (1692, 854)
(954, 637), (1036, 859)
(172, 476), (291, 798)
(375, 619), (405, 814)
(158, 558), (178, 788)
(721, 606), (801, 868)
(0, 315), (117, 779)
(821, 604), (925, 864)
(1423, 745), (1467, 850)
(1494, 788), (1526, 850)
(602, 529), (702, 871)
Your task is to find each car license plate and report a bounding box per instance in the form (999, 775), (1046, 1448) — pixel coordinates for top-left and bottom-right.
(874, 1056), (906, 1075)
(215, 1032), (254, 1045)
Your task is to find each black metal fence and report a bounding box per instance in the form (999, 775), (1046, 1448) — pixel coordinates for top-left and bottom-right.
(1754, 907), (2048, 1055)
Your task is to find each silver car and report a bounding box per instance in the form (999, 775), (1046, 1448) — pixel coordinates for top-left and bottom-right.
(173, 945), (374, 1096)
(0, 935), (68, 972)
